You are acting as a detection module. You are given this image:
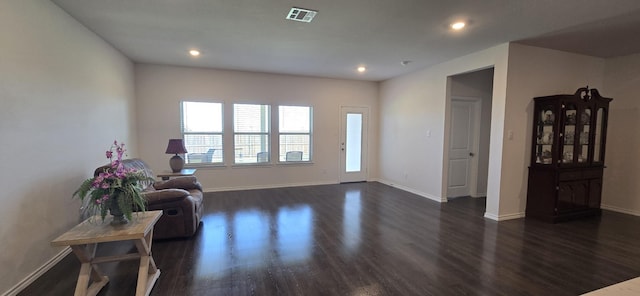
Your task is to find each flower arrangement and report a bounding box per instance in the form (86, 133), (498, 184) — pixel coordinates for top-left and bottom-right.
(73, 140), (151, 223)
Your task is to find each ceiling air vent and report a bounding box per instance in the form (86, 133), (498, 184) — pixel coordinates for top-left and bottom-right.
(286, 7), (317, 23)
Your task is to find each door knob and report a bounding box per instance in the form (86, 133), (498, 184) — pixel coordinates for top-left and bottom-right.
(469, 152), (475, 157)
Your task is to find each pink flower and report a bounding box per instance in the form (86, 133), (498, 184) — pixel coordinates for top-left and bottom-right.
(101, 182), (110, 189)
(107, 140), (127, 165)
(96, 195), (109, 204)
(94, 175), (104, 183)
(102, 195), (109, 201)
(115, 170), (126, 179)
(116, 148), (124, 160)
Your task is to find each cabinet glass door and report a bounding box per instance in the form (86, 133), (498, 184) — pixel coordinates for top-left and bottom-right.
(535, 106), (555, 164)
(577, 108), (591, 163)
(593, 108), (605, 163)
(561, 104), (576, 164)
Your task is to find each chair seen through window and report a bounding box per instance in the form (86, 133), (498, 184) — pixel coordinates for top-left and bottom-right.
(257, 152), (269, 163)
(285, 151), (303, 161)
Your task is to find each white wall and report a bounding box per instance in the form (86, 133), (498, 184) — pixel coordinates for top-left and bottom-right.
(134, 64), (378, 190)
(500, 43), (605, 218)
(378, 44), (509, 219)
(601, 53), (640, 215)
(0, 0), (135, 293)
(378, 43), (610, 220)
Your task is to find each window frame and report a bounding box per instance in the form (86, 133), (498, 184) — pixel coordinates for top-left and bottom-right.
(180, 100), (225, 167)
(233, 103), (271, 165)
(278, 105), (313, 163)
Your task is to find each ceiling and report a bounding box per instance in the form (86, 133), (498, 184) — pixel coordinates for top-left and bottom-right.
(50, 0), (640, 81)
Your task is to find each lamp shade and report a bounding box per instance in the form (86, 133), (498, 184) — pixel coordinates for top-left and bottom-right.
(165, 139), (188, 154)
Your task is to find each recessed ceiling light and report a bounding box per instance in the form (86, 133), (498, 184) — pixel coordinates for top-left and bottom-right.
(189, 49), (200, 57)
(451, 22), (466, 30)
(357, 66), (366, 73)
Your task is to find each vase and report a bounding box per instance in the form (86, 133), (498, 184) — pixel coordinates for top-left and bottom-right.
(109, 197), (129, 225)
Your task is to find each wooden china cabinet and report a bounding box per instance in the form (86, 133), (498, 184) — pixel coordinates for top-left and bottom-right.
(526, 87), (612, 223)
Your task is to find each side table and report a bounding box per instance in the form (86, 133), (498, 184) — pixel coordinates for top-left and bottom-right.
(157, 168), (196, 181)
(51, 210), (163, 296)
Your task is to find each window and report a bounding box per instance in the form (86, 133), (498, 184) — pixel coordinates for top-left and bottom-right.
(181, 101), (223, 164)
(279, 106), (312, 162)
(234, 104), (270, 164)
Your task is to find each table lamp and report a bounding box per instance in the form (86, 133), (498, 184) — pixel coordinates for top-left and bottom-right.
(165, 139), (188, 172)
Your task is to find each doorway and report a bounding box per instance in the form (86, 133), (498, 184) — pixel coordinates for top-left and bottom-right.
(445, 68), (494, 200)
(339, 106), (369, 183)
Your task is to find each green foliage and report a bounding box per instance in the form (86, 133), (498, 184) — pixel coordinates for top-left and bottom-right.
(73, 174), (152, 222)
(72, 140), (153, 222)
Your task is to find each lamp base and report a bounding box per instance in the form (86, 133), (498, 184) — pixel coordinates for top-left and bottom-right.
(169, 154), (184, 173)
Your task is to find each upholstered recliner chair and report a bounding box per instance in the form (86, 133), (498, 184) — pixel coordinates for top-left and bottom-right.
(94, 158), (204, 239)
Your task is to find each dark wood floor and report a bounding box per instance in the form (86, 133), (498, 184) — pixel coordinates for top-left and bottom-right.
(20, 182), (640, 295)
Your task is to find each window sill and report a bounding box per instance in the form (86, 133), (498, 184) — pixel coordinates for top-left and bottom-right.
(229, 162), (314, 169)
(277, 161), (314, 167)
(184, 163), (226, 169)
(231, 163), (274, 169)
(185, 162), (315, 170)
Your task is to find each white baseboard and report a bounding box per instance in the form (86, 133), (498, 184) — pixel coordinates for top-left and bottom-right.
(203, 180), (338, 193)
(600, 204), (640, 216)
(2, 247), (71, 296)
(498, 212), (526, 220)
(484, 211), (525, 221)
(375, 178), (446, 203)
(484, 212), (499, 221)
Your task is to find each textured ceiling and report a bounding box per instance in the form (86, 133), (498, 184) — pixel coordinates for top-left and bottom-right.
(50, 0), (640, 81)
(516, 8), (640, 58)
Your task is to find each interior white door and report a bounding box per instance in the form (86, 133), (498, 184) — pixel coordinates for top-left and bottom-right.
(340, 107), (368, 183)
(448, 100), (475, 198)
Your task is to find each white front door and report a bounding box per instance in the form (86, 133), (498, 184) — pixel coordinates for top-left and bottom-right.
(340, 107), (368, 183)
(447, 99), (477, 198)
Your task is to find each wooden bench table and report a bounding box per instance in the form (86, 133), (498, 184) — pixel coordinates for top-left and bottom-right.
(51, 210), (163, 296)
